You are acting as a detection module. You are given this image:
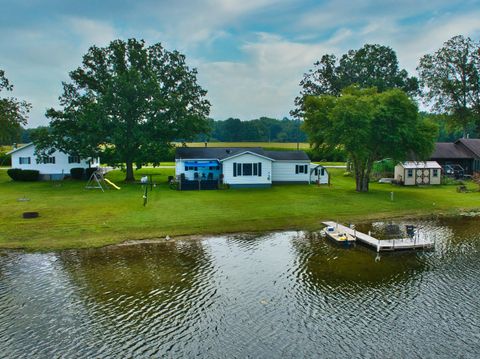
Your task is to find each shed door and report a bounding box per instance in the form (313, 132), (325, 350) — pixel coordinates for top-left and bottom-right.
(415, 168), (430, 184)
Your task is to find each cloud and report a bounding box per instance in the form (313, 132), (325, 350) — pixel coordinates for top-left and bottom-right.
(197, 33), (336, 120)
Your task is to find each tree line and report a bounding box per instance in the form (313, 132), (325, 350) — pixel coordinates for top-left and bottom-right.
(1, 35), (479, 185)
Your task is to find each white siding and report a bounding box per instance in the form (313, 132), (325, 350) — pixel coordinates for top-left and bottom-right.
(310, 165), (329, 184)
(10, 144), (97, 177)
(222, 153), (272, 186)
(272, 161), (310, 183)
(395, 164), (441, 185)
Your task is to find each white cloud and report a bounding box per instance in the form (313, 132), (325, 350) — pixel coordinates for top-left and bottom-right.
(197, 33), (336, 120)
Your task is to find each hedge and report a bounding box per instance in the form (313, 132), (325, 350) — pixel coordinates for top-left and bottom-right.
(7, 168), (39, 181)
(70, 167), (85, 180)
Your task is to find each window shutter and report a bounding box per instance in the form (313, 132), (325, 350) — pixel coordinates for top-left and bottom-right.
(238, 163), (242, 176)
(295, 165), (299, 174)
(233, 162), (237, 177)
(304, 165), (308, 173)
(258, 162), (262, 176)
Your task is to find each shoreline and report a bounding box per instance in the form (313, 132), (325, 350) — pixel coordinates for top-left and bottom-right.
(3, 209), (478, 253)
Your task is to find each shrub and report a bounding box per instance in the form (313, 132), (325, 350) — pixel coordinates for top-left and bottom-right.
(343, 171), (353, 177)
(7, 168), (22, 181)
(7, 168), (39, 181)
(0, 151), (11, 167)
(70, 167), (85, 180)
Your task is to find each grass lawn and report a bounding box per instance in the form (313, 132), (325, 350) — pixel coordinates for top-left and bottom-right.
(0, 168), (478, 251)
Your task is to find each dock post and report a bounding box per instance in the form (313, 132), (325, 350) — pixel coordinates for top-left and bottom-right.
(393, 238), (395, 249)
(377, 239), (380, 252)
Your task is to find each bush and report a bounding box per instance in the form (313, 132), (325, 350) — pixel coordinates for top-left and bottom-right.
(85, 167), (98, 178)
(7, 168), (39, 181)
(7, 168), (22, 181)
(343, 171), (353, 177)
(70, 167), (85, 179)
(0, 151), (11, 167)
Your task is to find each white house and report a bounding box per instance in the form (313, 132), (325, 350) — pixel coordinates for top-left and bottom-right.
(394, 161), (442, 186)
(175, 147), (329, 189)
(7, 143), (100, 180)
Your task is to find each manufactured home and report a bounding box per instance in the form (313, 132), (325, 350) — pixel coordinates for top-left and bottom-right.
(175, 147), (328, 189)
(394, 161), (441, 186)
(7, 143), (100, 180)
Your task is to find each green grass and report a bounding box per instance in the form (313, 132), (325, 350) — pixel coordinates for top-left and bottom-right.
(0, 168), (479, 251)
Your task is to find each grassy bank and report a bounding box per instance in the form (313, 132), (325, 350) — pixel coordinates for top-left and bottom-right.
(0, 168), (478, 251)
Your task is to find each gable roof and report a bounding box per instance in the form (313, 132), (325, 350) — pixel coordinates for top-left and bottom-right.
(456, 138), (480, 158)
(175, 147), (310, 161)
(6, 143), (34, 155)
(431, 142), (473, 159)
(401, 161), (441, 169)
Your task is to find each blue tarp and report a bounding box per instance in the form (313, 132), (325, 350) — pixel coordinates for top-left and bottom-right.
(184, 161), (219, 167)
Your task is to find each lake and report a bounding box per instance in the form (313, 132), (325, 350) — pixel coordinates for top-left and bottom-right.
(1, 216), (479, 358)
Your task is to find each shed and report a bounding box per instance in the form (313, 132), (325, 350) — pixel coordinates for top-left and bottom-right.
(394, 161), (441, 186)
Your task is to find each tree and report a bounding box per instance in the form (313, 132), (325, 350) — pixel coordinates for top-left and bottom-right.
(303, 87), (437, 192)
(41, 39), (210, 181)
(292, 44), (419, 119)
(0, 69), (31, 144)
(417, 35), (480, 137)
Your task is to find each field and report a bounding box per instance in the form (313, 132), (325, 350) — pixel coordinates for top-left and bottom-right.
(181, 142), (311, 150)
(0, 167), (479, 251)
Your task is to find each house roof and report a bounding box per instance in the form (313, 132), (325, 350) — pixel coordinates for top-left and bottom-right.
(264, 150), (310, 161)
(431, 142), (473, 159)
(456, 138), (480, 158)
(401, 161), (441, 169)
(6, 143), (34, 155)
(175, 147), (310, 161)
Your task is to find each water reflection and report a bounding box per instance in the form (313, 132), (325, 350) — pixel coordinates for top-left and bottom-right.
(0, 217), (479, 358)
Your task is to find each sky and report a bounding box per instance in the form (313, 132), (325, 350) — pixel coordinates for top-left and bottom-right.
(1, 0), (480, 128)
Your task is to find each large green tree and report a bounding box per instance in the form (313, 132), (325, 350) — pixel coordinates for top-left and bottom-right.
(303, 87), (437, 192)
(41, 39), (210, 181)
(417, 35), (480, 137)
(0, 69), (31, 144)
(292, 44), (419, 119)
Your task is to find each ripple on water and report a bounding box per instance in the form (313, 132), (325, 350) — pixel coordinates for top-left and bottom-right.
(0, 218), (480, 358)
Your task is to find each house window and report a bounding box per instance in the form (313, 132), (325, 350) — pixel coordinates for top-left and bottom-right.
(234, 162), (262, 177)
(295, 164), (308, 174)
(432, 169), (439, 177)
(19, 157), (31, 165)
(68, 156), (80, 164)
(314, 168), (318, 176)
(242, 163), (253, 176)
(37, 156), (55, 164)
(407, 169), (413, 177)
(321, 168), (325, 176)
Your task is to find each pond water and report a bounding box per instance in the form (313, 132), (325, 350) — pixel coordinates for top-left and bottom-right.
(1, 217), (479, 358)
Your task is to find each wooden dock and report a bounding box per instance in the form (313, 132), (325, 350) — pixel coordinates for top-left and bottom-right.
(322, 221), (434, 252)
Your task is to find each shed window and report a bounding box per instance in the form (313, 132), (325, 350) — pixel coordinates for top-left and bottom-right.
(321, 168), (325, 176)
(432, 169), (439, 177)
(68, 156), (81, 164)
(19, 157), (31, 165)
(407, 169), (413, 177)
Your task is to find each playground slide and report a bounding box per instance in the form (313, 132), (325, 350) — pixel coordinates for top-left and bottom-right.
(104, 178), (121, 190)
